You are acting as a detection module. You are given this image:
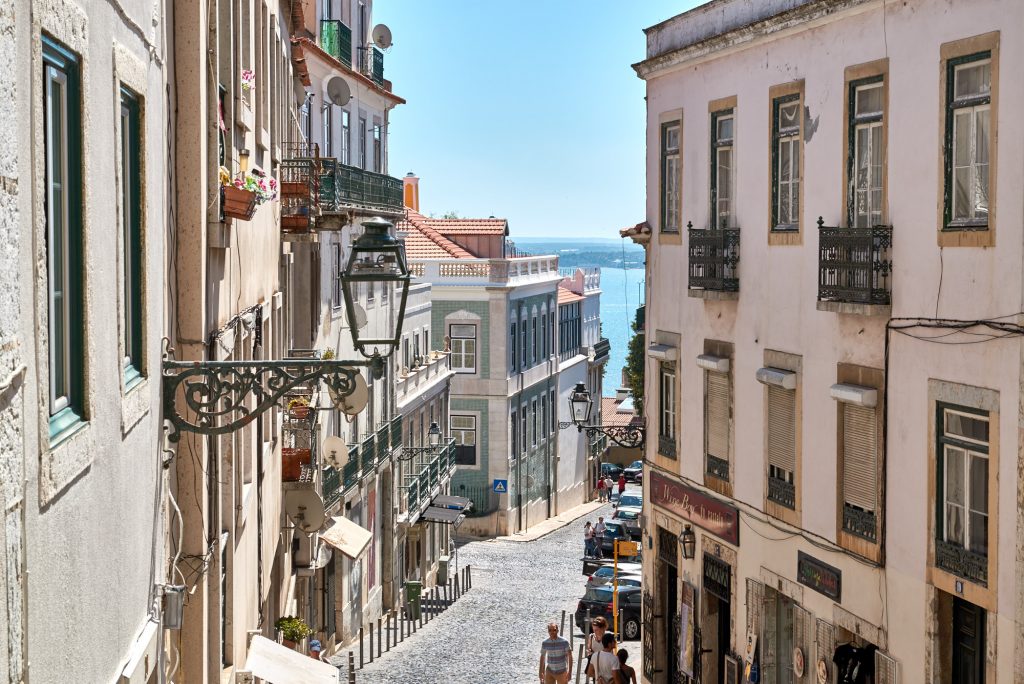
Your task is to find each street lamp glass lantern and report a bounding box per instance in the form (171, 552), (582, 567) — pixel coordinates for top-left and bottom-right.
(340, 217), (411, 359)
(569, 382), (592, 425)
(427, 421), (441, 447)
(679, 525), (696, 560)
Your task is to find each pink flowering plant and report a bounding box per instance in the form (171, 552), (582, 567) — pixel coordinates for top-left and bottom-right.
(233, 168), (278, 205)
(241, 69), (255, 92)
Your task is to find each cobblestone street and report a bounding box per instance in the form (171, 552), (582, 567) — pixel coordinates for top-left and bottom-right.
(354, 495), (634, 684)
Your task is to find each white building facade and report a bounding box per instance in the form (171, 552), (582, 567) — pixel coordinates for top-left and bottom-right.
(634, 1), (1024, 683)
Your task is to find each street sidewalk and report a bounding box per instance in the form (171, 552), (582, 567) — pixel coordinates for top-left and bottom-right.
(500, 497), (608, 543)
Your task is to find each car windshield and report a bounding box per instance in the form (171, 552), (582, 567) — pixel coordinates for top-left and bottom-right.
(618, 495), (642, 508)
(616, 509), (639, 520)
(584, 587), (614, 603)
(628, 460), (642, 469)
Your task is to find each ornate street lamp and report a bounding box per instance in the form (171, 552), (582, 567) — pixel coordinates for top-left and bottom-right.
(427, 421), (442, 447)
(395, 422), (450, 461)
(679, 525), (696, 560)
(339, 216), (411, 367)
(558, 382), (646, 449)
(162, 217), (411, 441)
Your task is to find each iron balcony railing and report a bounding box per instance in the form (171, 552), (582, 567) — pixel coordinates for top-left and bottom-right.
(817, 219), (893, 306)
(319, 19), (352, 68)
(319, 159), (404, 215)
(403, 439), (457, 515)
(279, 143), (322, 235)
(358, 45), (385, 86)
(593, 337), (611, 364)
(687, 224), (740, 292)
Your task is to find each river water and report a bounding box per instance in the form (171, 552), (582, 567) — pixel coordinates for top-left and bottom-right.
(596, 267), (645, 396)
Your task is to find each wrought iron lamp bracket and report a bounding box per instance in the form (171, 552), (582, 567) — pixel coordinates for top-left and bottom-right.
(162, 345), (382, 441)
(557, 421), (646, 450)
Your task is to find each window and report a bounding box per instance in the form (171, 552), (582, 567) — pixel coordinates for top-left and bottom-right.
(120, 87), (143, 387)
(660, 122), (681, 232)
(550, 390), (557, 434)
(510, 321), (517, 372)
(449, 324), (476, 373)
(511, 409), (518, 458)
(451, 415), (476, 466)
(937, 404), (990, 580)
(772, 94), (801, 230)
(372, 123), (382, 173)
(531, 316), (538, 364)
(710, 109), (734, 228)
(658, 363), (676, 457)
(944, 54), (991, 229)
(520, 408), (527, 456)
(320, 0), (332, 19)
(840, 402), (878, 541)
(541, 313), (548, 359)
(766, 385), (797, 509)
(704, 370), (730, 478)
(43, 35), (86, 437)
(358, 116), (367, 169)
(541, 394), (548, 437)
(332, 242), (342, 308)
(520, 314), (527, 368)
(322, 103), (333, 158)
(531, 398), (538, 447)
(848, 79), (884, 228)
(341, 109), (350, 164)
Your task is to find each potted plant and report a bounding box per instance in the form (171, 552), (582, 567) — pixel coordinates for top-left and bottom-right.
(220, 167), (278, 222)
(274, 616), (312, 649)
(321, 348), (336, 360)
(281, 446), (311, 481)
(287, 397), (311, 420)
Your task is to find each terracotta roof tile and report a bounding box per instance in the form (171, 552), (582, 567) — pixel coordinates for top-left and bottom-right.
(557, 287), (584, 305)
(399, 210), (475, 259)
(424, 218), (507, 235)
(601, 397), (640, 427)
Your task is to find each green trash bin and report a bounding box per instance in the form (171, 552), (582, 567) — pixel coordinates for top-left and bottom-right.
(405, 580), (423, 620)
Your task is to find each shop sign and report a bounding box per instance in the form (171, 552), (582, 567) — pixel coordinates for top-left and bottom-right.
(797, 551), (841, 601)
(650, 471), (740, 545)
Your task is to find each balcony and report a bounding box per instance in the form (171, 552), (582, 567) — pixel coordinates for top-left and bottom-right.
(688, 225), (740, 297)
(817, 220), (892, 314)
(319, 19), (352, 68)
(401, 440), (457, 519)
(397, 350), (452, 401)
(592, 337), (611, 365)
(279, 143), (321, 240)
(319, 159), (404, 216)
(321, 415), (403, 510)
(408, 256), (561, 288)
(935, 538), (988, 586)
(358, 45), (385, 86)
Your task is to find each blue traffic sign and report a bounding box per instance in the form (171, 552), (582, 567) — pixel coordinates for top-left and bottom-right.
(492, 479), (508, 493)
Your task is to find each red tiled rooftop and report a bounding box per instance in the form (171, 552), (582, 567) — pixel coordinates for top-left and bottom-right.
(601, 397), (640, 427)
(399, 210), (475, 259)
(557, 287), (584, 305)
(425, 218), (507, 235)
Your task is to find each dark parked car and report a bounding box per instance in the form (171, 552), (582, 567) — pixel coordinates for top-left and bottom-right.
(613, 506), (642, 539)
(600, 462), (623, 481)
(615, 493), (643, 510)
(623, 460), (643, 482)
(586, 562), (643, 588)
(599, 520), (640, 554)
(575, 585), (643, 640)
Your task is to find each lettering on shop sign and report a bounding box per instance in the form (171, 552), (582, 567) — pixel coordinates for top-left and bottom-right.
(649, 471), (739, 546)
(797, 551), (841, 601)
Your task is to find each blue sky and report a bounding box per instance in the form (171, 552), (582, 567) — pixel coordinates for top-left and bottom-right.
(374, 1), (699, 239)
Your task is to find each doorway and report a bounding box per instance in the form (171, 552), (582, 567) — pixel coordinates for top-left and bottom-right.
(762, 586), (796, 684)
(657, 527), (679, 684)
(952, 597), (985, 684)
(702, 554), (732, 684)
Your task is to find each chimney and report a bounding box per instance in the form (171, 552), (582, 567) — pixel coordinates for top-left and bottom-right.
(403, 172), (419, 212)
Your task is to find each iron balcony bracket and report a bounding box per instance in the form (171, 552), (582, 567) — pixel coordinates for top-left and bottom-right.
(557, 421), (646, 450)
(162, 346), (384, 442)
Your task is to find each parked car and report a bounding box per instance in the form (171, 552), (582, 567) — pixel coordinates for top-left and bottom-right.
(613, 506), (642, 539)
(599, 520), (638, 555)
(615, 493), (643, 510)
(575, 585), (643, 640)
(586, 562), (642, 588)
(600, 462), (623, 481)
(634, 470), (643, 484)
(623, 460), (643, 482)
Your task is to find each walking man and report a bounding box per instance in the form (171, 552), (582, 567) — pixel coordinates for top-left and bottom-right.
(617, 473), (627, 499)
(539, 622), (572, 683)
(584, 521), (596, 558)
(594, 516), (607, 559)
(597, 475), (606, 502)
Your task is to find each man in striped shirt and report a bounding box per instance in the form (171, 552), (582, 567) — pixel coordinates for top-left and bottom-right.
(539, 623), (572, 683)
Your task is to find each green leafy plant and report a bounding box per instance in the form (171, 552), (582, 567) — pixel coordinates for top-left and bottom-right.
(623, 307), (645, 414)
(287, 397), (310, 410)
(275, 616), (313, 642)
(321, 348), (336, 360)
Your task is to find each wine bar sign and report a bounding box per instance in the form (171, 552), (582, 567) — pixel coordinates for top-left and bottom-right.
(649, 471), (739, 545)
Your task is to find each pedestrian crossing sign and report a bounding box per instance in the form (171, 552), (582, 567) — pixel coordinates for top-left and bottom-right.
(492, 479), (508, 493)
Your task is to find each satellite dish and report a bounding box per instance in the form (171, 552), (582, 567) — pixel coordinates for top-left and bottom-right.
(348, 303), (368, 331)
(326, 76), (351, 107)
(334, 372), (368, 416)
(285, 489), (326, 534)
(312, 542), (333, 570)
(372, 24), (393, 49)
(321, 435), (348, 469)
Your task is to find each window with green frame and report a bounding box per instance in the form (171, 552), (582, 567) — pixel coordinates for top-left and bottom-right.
(120, 87), (144, 388)
(771, 94), (801, 231)
(660, 121), (681, 233)
(847, 77), (884, 228)
(943, 52), (991, 230)
(710, 109), (734, 229)
(43, 34), (86, 440)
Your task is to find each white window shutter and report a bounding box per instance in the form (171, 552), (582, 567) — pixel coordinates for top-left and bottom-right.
(842, 402), (877, 510)
(767, 386), (796, 472)
(875, 650), (899, 684)
(706, 370), (730, 460)
(814, 618), (836, 684)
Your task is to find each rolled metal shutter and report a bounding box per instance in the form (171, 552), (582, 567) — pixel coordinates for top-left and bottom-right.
(842, 402), (877, 510)
(706, 370), (730, 460)
(767, 386), (796, 473)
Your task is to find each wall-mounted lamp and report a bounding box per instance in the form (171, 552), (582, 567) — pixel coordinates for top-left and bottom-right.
(678, 524), (696, 560)
(239, 148), (250, 173)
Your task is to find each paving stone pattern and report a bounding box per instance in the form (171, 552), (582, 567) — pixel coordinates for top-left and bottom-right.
(354, 500), (623, 684)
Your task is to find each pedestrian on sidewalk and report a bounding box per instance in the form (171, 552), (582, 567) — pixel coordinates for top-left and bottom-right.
(617, 474), (627, 498)
(584, 522), (596, 558)
(617, 649), (637, 684)
(604, 476), (615, 502)
(594, 517), (607, 558)
(592, 632), (620, 684)
(597, 476), (606, 502)
(538, 622), (572, 683)
(585, 616), (614, 680)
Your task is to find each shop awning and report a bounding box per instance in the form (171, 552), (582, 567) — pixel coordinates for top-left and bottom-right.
(421, 506), (465, 527)
(319, 515), (372, 559)
(431, 494), (473, 511)
(243, 635), (339, 683)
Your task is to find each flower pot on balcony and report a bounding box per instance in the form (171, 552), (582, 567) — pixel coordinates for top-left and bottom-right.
(289, 405), (311, 420)
(222, 185), (257, 221)
(282, 448), (311, 481)
(280, 180), (308, 197)
(281, 213), (310, 233)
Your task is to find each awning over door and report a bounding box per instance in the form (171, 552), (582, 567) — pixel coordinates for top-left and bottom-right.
(319, 515), (373, 559)
(243, 635), (338, 683)
(421, 506), (465, 527)
(431, 494), (473, 511)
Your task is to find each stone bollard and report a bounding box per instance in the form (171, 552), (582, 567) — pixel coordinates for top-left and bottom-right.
(348, 652), (356, 684)
(359, 627), (364, 668)
(368, 625), (374, 664)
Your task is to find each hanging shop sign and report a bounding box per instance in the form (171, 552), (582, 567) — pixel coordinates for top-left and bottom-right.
(797, 551), (842, 601)
(650, 471), (740, 545)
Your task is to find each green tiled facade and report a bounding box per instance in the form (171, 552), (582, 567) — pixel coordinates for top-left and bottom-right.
(431, 300), (492, 377)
